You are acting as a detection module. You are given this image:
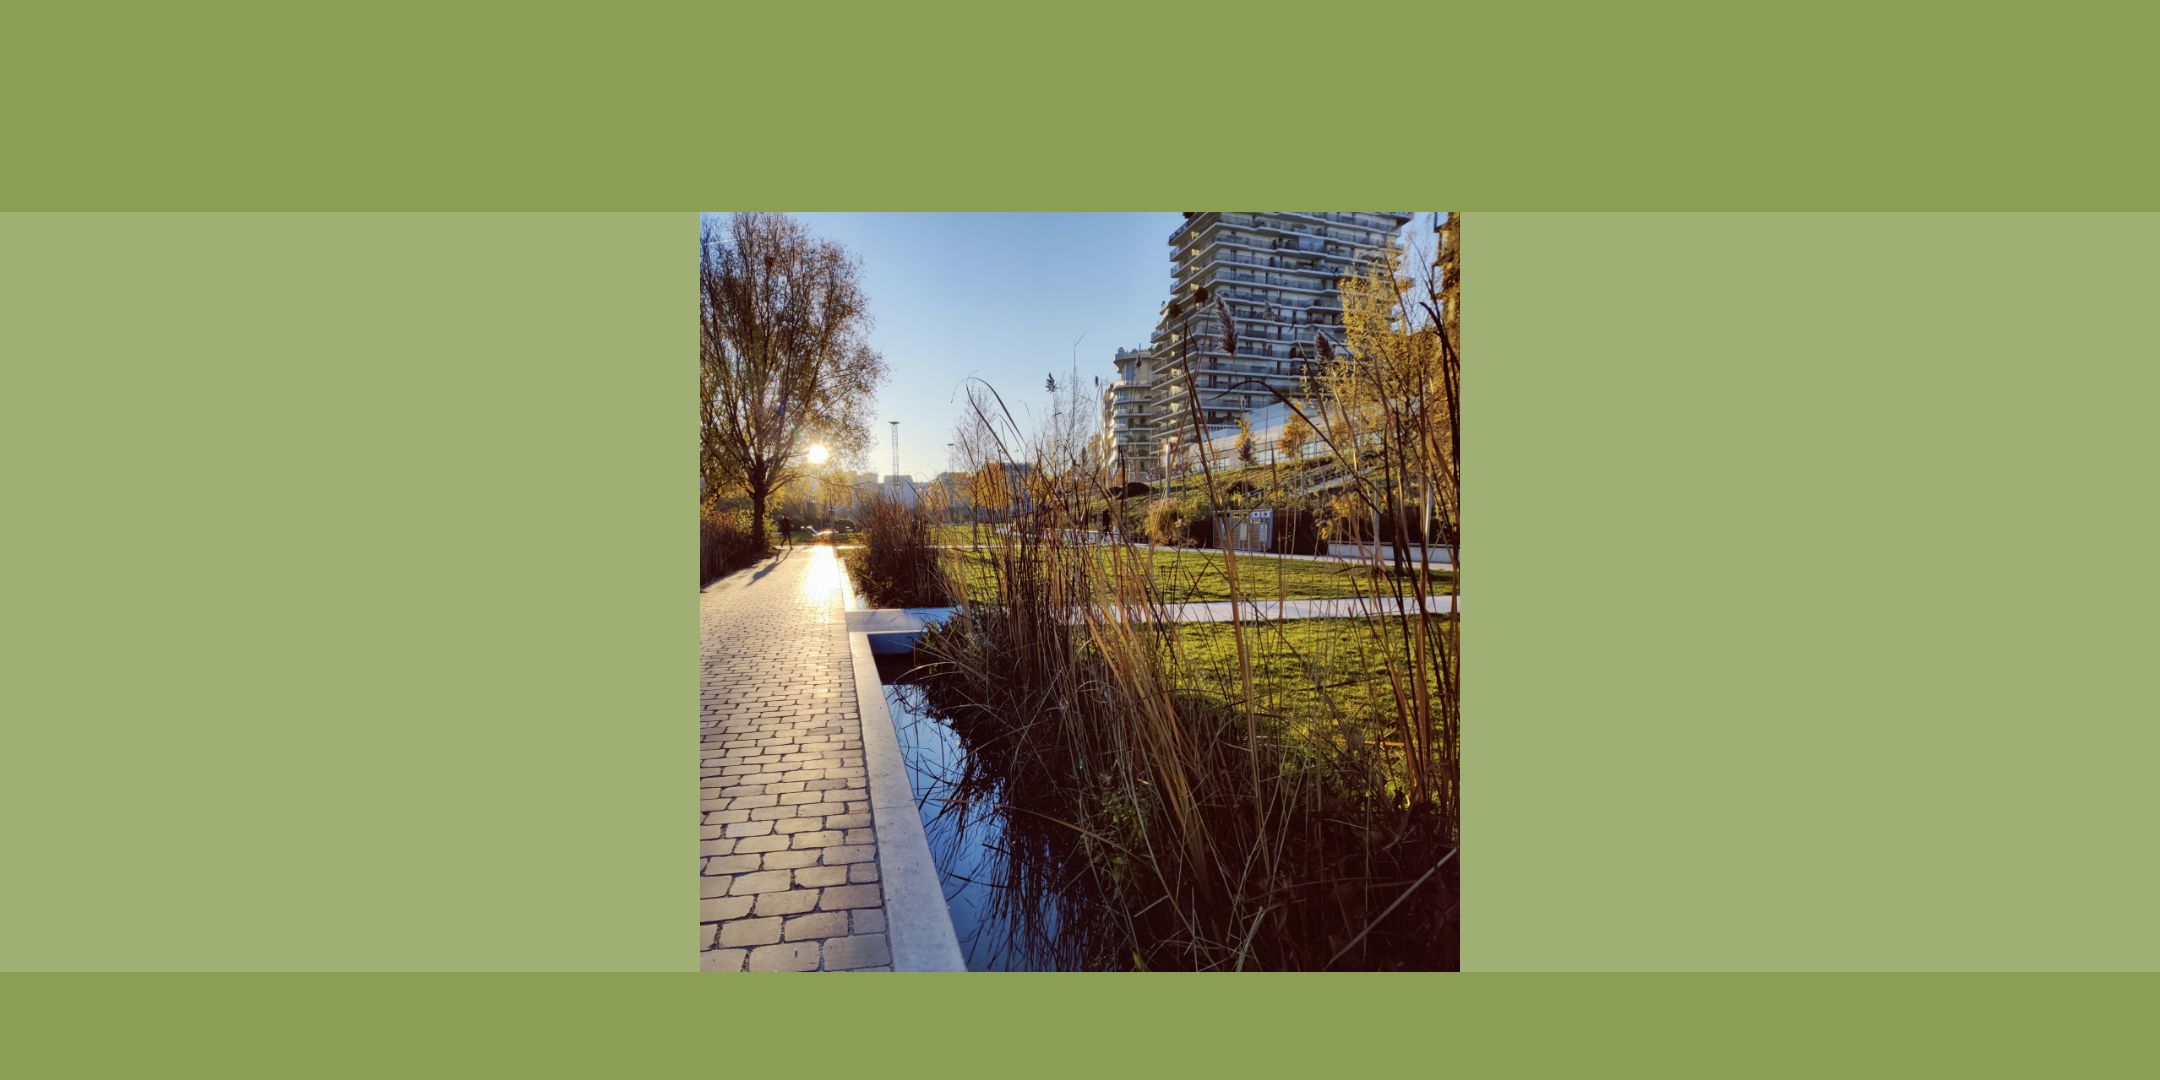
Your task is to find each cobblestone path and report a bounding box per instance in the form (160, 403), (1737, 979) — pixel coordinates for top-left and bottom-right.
(700, 546), (890, 972)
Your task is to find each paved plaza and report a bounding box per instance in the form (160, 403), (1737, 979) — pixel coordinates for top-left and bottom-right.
(700, 546), (891, 972)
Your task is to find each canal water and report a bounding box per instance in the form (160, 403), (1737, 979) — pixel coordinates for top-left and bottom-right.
(875, 651), (1110, 971)
(873, 646), (1459, 970)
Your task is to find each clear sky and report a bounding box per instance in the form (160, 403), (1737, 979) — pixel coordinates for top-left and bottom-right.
(720, 212), (1184, 479)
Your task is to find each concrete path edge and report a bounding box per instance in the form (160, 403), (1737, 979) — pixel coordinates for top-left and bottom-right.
(847, 630), (967, 972)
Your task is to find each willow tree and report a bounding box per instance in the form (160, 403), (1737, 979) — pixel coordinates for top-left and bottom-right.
(701, 213), (886, 549)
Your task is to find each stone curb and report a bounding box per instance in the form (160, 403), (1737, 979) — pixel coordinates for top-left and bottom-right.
(846, 630), (967, 972)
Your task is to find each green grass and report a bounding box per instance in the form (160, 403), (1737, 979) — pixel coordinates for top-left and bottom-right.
(1176, 618), (1379, 724)
(1171, 616), (1454, 741)
(928, 523), (991, 546)
(947, 544), (1452, 604)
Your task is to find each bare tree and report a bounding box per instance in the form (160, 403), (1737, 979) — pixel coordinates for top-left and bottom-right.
(701, 213), (886, 549)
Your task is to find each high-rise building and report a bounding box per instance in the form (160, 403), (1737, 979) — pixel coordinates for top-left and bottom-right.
(1100, 213), (1411, 484)
(1099, 346), (1160, 482)
(1153, 211), (1411, 423)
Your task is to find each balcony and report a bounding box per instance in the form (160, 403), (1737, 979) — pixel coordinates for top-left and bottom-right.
(1175, 211), (1407, 251)
(1186, 225), (1364, 258)
(1278, 211), (1415, 232)
(1179, 257), (1349, 290)
(1209, 268), (1332, 293)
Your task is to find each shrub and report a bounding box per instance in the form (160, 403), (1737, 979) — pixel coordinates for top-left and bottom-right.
(700, 508), (763, 586)
(1144, 498), (1183, 545)
(849, 497), (951, 607)
(1116, 500), (1147, 539)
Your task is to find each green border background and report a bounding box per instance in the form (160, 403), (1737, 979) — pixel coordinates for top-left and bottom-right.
(7, 0), (2160, 1067)
(1, 214), (690, 970)
(7, 973), (2158, 1076)
(6, 2), (2155, 210)
(1473, 213), (2160, 969)
(10, 212), (2159, 975)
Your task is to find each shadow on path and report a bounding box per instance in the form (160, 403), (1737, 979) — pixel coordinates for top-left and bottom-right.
(745, 547), (795, 585)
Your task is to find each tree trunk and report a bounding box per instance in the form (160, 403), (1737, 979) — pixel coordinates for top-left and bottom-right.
(749, 484), (770, 552)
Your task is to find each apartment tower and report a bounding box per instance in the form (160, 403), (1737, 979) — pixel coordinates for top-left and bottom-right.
(1100, 345), (1160, 483)
(1106, 212), (1412, 479)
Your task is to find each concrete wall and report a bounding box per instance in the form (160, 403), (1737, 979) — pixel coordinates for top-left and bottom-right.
(1327, 541), (1455, 564)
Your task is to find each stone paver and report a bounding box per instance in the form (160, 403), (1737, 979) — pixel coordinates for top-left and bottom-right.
(820, 933), (891, 971)
(701, 546), (889, 972)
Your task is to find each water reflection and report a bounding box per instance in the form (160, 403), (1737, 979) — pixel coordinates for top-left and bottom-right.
(879, 653), (1124, 972)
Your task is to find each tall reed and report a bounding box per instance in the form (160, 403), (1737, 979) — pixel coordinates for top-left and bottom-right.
(909, 356), (1458, 969)
(848, 496), (952, 608)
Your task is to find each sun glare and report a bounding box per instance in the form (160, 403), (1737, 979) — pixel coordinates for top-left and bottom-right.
(805, 443), (830, 465)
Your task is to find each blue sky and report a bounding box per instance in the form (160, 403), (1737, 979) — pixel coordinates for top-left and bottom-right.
(719, 212), (1183, 479)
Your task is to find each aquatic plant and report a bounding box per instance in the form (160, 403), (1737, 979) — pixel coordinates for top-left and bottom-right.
(913, 252), (1462, 969)
(848, 496), (952, 608)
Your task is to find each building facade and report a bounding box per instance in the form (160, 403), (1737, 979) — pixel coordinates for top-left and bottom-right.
(1099, 346), (1160, 482)
(1101, 212), (1412, 484)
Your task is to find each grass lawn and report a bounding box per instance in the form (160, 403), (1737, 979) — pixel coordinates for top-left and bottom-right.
(929, 523), (992, 546)
(947, 544), (1453, 604)
(1171, 616), (1454, 739)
